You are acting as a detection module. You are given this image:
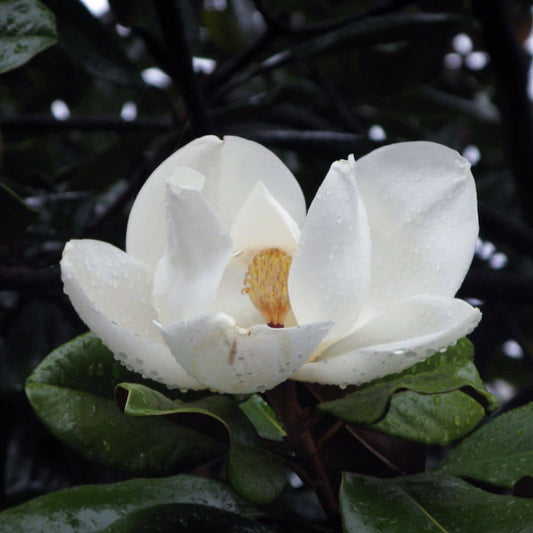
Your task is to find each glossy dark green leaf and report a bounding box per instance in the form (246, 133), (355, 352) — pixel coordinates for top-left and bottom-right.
(25, 333), (222, 475)
(437, 402), (533, 488)
(0, 474), (259, 533)
(319, 339), (496, 444)
(340, 472), (533, 533)
(368, 389), (486, 445)
(42, 0), (142, 86)
(101, 504), (272, 533)
(0, 0), (56, 73)
(319, 339), (496, 423)
(120, 383), (287, 504)
(0, 181), (38, 242)
(239, 394), (286, 442)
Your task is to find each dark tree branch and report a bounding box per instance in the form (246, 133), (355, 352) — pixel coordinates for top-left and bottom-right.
(154, 0), (215, 135)
(1, 116), (172, 133)
(472, 0), (533, 225)
(207, 29), (274, 90)
(253, 0), (410, 37)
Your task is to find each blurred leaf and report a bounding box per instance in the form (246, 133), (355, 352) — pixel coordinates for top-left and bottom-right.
(239, 394), (286, 442)
(436, 402), (533, 488)
(101, 503), (273, 533)
(368, 389), (486, 444)
(120, 383), (287, 504)
(25, 333), (222, 475)
(0, 180), (38, 242)
(340, 472), (533, 533)
(42, 0), (142, 87)
(318, 339), (497, 444)
(0, 474), (259, 533)
(0, 0), (56, 74)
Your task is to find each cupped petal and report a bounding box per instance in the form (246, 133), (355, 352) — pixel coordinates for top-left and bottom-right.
(292, 295), (481, 386)
(289, 156), (371, 342)
(126, 135), (305, 269)
(231, 181), (301, 252)
(205, 136), (306, 229)
(355, 142), (478, 320)
(215, 183), (301, 327)
(160, 313), (332, 394)
(61, 239), (202, 390)
(152, 180), (233, 325)
(127, 136), (223, 269)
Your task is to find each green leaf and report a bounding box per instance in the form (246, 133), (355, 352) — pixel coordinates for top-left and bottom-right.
(318, 339), (496, 444)
(0, 0), (56, 74)
(368, 390), (486, 445)
(101, 504), (273, 533)
(25, 333), (222, 475)
(0, 180), (39, 242)
(239, 394), (286, 442)
(436, 402), (533, 488)
(119, 383), (287, 504)
(0, 474), (259, 533)
(340, 472), (533, 533)
(42, 0), (142, 87)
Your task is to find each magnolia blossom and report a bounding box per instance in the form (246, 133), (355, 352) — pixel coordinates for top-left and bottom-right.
(61, 136), (481, 393)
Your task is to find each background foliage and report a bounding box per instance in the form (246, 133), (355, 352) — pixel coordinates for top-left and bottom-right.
(1, 0), (533, 531)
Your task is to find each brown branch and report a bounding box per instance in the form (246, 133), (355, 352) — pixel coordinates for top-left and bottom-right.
(267, 381), (339, 521)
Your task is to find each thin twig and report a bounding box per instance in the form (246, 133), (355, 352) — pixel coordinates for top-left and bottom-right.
(207, 29), (274, 90)
(316, 420), (345, 451)
(304, 383), (405, 475)
(344, 425), (406, 475)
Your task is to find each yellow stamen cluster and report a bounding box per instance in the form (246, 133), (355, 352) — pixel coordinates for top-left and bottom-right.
(242, 248), (292, 328)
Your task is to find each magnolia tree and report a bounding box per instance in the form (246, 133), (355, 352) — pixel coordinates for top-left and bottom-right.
(1, 1), (533, 532)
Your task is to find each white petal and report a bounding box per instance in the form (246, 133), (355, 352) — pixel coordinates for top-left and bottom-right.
(61, 240), (202, 390)
(126, 135), (305, 269)
(152, 181), (233, 325)
(127, 136), (223, 269)
(160, 313), (332, 394)
(355, 142), (478, 320)
(289, 156), (371, 342)
(231, 182), (300, 252)
(292, 296), (481, 386)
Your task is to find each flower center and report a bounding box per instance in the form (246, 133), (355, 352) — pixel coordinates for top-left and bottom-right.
(242, 248), (292, 328)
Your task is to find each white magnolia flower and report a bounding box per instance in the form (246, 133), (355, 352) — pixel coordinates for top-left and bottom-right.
(61, 136), (481, 393)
